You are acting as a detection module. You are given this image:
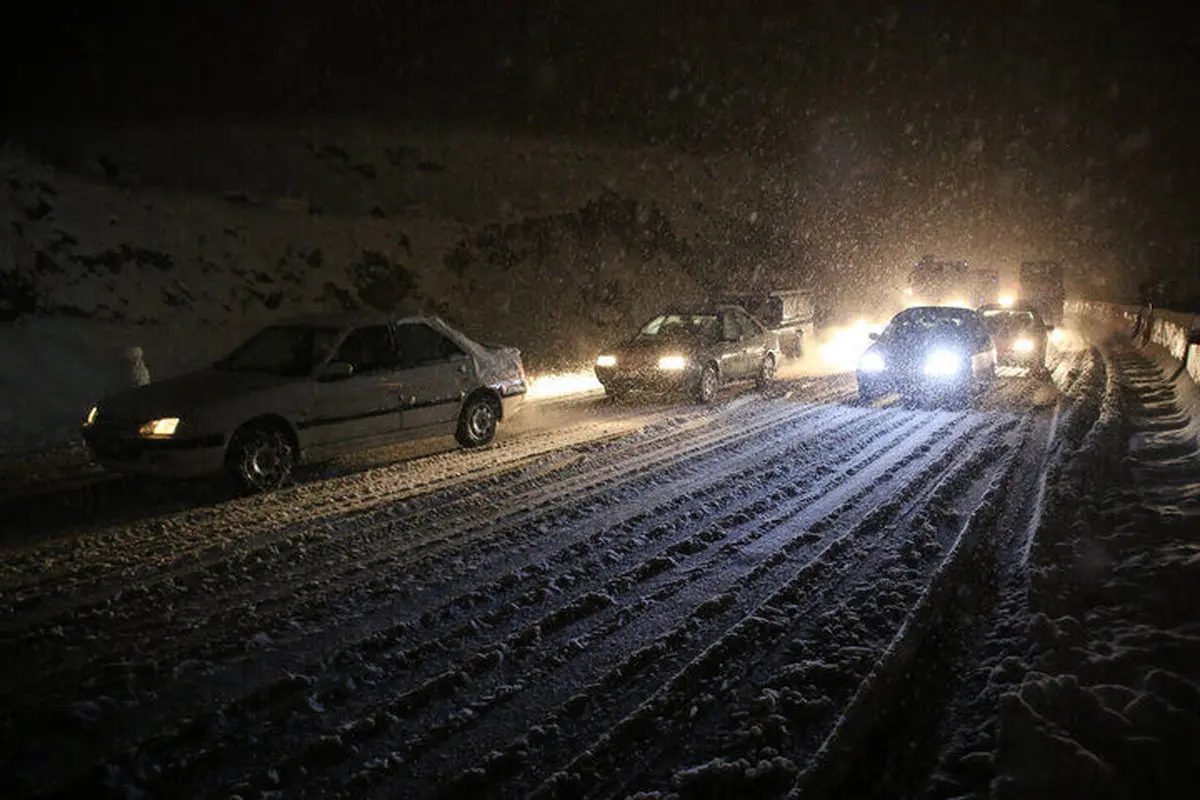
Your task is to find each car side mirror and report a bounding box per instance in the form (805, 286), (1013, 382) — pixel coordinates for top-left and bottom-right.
(318, 361), (355, 382)
(868, 332), (880, 341)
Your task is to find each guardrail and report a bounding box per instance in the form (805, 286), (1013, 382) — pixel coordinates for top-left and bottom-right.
(1068, 300), (1200, 384)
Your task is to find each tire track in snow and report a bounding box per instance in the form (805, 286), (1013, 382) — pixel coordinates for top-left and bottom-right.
(519, 419), (1027, 800)
(11, 400), (899, 791)
(0, 418), (644, 594)
(0, 399), (848, 703)
(17, 372), (853, 584)
(1, 393), (800, 613)
(181, 411), (1015, 799)
(0, 375), (1045, 799)
(120, 405), (941, 796)
(2, 395), (815, 638)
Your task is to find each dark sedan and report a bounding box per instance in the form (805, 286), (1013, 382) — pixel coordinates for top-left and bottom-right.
(978, 303), (1053, 373)
(594, 305), (781, 403)
(857, 306), (997, 405)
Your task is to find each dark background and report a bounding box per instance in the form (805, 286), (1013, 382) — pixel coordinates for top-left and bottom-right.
(4, 0), (1199, 296)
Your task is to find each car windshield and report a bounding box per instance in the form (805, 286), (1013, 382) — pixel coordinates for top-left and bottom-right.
(217, 325), (341, 377)
(638, 313), (720, 342)
(980, 309), (1039, 332)
(882, 308), (972, 340)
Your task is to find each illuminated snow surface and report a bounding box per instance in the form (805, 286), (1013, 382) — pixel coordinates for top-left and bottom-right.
(1, 318), (1197, 799)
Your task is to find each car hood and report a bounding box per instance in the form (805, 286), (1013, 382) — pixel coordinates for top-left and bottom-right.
(872, 332), (971, 369)
(98, 368), (294, 418)
(612, 334), (714, 364)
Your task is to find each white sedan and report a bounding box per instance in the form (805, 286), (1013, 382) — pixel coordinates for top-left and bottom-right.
(82, 314), (527, 492)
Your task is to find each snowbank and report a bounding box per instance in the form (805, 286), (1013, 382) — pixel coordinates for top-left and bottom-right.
(1069, 300), (1200, 385)
(1070, 300), (1200, 459)
(986, 323), (1200, 799)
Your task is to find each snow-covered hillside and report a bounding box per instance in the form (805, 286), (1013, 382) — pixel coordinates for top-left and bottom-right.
(1, 123), (812, 449)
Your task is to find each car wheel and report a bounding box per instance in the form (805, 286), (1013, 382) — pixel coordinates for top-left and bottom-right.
(226, 422), (296, 494)
(456, 392), (500, 448)
(696, 364), (719, 404)
(756, 354), (776, 391)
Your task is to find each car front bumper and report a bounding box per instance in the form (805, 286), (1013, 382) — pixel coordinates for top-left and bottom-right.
(857, 371), (971, 399)
(595, 364), (701, 395)
(82, 428), (227, 479)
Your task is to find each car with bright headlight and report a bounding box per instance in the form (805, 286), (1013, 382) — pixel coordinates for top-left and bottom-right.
(81, 314), (527, 492)
(978, 302), (1053, 373)
(594, 305), (781, 403)
(856, 305), (997, 405)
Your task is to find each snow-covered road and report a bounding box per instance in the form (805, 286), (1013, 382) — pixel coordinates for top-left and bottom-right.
(0, 344), (1114, 798)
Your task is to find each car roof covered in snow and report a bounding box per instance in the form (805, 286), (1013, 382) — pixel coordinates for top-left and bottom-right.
(269, 312), (448, 330)
(653, 304), (747, 316)
(978, 303), (1044, 316)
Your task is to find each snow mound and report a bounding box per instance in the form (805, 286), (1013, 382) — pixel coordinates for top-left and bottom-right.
(988, 330), (1200, 799)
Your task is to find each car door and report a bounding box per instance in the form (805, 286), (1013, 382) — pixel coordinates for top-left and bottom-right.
(392, 322), (474, 431)
(722, 309), (766, 378)
(718, 311), (750, 377)
(307, 324), (403, 450)
(734, 309), (772, 373)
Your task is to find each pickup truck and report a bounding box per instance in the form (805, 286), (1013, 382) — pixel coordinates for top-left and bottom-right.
(718, 289), (816, 357)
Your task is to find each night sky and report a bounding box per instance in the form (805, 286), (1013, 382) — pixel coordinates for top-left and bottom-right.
(5, 0), (1199, 294)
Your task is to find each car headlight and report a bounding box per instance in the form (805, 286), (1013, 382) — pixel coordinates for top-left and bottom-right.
(658, 355), (688, 370)
(84, 406), (98, 427)
(923, 349), (962, 377)
(858, 351), (886, 373)
(595, 354), (617, 367)
(139, 417), (181, 438)
(1014, 338), (1035, 353)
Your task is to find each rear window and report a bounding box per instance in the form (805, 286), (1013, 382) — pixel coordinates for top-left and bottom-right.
(981, 310), (1038, 330)
(724, 295), (787, 326)
(780, 294), (811, 321)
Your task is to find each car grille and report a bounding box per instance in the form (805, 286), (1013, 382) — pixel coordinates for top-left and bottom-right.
(88, 435), (142, 462)
(616, 352), (665, 371)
